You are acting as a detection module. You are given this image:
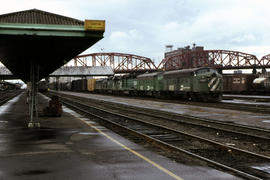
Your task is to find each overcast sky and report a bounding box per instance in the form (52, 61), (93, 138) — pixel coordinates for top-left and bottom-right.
(1, 0), (270, 64)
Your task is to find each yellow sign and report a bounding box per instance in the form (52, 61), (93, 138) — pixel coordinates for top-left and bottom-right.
(84, 20), (105, 31)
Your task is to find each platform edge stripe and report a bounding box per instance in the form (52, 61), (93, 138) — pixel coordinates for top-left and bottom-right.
(88, 123), (184, 180)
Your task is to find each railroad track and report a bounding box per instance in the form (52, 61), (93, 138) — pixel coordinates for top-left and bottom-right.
(223, 95), (270, 102)
(50, 92), (270, 180)
(59, 92), (270, 114)
(198, 101), (270, 115)
(138, 96), (270, 115)
(0, 90), (23, 105)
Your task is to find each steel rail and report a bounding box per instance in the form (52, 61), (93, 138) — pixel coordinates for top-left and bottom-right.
(0, 90), (23, 105)
(85, 98), (270, 140)
(60, 96), (268, 180)
(54, 92), (270, 139)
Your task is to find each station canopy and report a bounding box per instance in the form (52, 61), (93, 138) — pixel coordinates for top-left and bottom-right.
(0, 9), (105, 82)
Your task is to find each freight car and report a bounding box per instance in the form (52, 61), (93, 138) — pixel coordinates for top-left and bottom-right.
(222, 72), (270, 94)
(252, 72), (270, 93)
(71, 79), (88, 92)
(223, 74), (258, 94)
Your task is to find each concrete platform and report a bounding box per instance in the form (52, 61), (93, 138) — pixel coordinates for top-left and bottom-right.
(223, 94), (270, 100)
(0, 92), (241, 180)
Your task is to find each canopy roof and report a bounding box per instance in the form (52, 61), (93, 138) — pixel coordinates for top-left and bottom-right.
(0, 9), (105, 81)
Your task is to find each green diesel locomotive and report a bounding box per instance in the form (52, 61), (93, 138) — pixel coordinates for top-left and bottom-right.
(136, 67), (222, 101)
(94, 67), (223, 102)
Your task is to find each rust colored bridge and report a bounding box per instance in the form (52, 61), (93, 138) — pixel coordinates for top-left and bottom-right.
(73, 53), (157, 74)
(72, 50), (270, 74)
(159, 50), (270, 71)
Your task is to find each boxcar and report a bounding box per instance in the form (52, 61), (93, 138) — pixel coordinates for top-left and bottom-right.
(87, 79), (96, 92)
(81, 79), (88, 91)
(223, 74), (258, 93)
(74, 79), (88, 91)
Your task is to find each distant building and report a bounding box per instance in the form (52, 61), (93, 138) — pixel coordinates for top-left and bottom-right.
(164, 44), (204, 58)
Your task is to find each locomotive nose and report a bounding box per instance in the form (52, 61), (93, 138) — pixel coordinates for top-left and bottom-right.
(208, 77), (216, 88)
(208, 76), (220, 91)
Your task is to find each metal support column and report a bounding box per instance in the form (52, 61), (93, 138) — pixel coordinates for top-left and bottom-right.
(56, 77), (60, 91)
(252, 68), (257, 74)
(28, 63), (40, 128)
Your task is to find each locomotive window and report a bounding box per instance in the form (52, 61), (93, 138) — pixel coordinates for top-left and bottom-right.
(197, 69), (210, 74)
(209, 69), (217, 73)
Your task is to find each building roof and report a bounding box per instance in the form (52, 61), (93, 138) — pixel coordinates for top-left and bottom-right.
(0, 9), (84, 25)
(50, 66), (114, 76)
(0, 9), (105, 82)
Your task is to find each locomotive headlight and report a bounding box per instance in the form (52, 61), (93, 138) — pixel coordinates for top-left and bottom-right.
(199, 78), (208, 82)
(199, 76), (207, 82)
(199, 79), (207, 82)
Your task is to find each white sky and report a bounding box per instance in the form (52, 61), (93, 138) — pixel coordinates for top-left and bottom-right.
(1, 0), (270, 65)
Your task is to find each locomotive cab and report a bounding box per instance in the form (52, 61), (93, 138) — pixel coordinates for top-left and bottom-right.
(193, 68), (223, 101)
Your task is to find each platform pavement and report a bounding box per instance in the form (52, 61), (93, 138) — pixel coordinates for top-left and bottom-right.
(0, 92), (241, 180)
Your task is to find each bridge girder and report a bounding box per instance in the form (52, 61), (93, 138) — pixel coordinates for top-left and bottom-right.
(260, 54), (270, 66)
(71, 50), (270, 73)
(158, 50), (270, 71)
(73, 53), (157, 74)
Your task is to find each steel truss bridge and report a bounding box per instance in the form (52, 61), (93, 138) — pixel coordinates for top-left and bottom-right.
(72, 51), (270, 74)
(73, 53), (157, 74)
(160, 50), (270, 71)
